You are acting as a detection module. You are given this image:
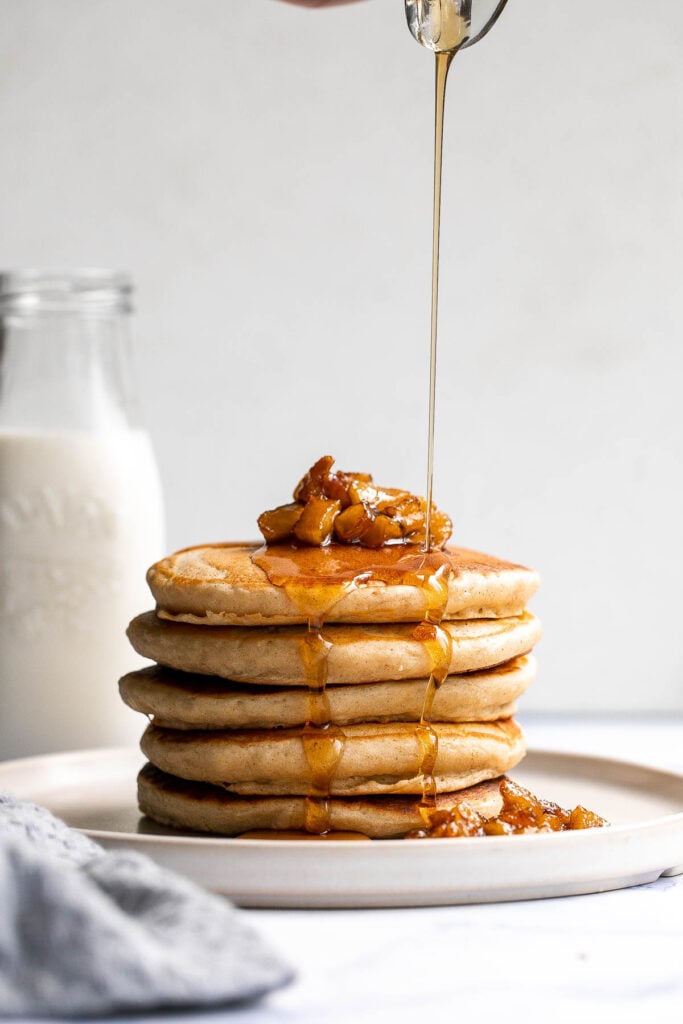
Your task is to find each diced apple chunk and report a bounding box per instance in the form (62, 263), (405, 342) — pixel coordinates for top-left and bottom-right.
(257, 502), (304, 543)
(292, 497), (341, 546)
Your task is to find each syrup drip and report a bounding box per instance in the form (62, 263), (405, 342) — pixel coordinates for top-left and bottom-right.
(252, 543), (454, 833)
(298, 625), (345, 833)
(252, 545), (355, 834)
(410, 557), (453, 822)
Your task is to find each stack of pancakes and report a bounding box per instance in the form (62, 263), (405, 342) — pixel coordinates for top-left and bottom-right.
(122, 543), (541, 838)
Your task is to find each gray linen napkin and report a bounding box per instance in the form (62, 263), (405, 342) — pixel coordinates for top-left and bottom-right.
(0, 794), (293, 1017)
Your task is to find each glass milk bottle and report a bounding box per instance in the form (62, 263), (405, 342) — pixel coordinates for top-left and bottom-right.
(0, 270), (165, 759)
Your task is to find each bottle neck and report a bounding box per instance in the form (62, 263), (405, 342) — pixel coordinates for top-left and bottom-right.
(0, 272), (137, 434)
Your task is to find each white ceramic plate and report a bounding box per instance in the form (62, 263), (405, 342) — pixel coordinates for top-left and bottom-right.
(2, 747), (682, 907)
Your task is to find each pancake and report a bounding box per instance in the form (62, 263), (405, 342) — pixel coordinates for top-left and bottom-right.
(138, 763), (506, 839)
(140, 718), (525, 795)
(119, 655), (535, 729)
(127, 610), (541, 685)
(148, 543), (540, 626)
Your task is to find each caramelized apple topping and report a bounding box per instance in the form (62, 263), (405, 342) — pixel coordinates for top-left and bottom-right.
(258, 456), (453, 549)
(407, 777), (609, 839)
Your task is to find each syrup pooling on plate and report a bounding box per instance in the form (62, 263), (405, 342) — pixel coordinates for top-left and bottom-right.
(252, 540), (455, 832)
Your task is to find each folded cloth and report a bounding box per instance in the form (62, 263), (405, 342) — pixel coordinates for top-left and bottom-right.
(0, 795), (293, 1017)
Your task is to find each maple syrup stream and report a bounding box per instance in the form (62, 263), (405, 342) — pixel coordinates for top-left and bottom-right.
(424, 50), (454, 553)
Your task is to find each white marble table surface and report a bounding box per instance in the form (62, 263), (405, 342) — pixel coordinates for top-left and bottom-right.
(16, 715), (683, 1024)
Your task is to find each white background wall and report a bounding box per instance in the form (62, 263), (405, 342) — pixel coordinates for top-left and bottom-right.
(1, 0), (681, 711)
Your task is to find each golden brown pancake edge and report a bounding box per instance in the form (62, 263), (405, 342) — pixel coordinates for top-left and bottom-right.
(119, 655), (535, 729)
(147, 543), (540, 625)
(139, 718), (525, 795)
(137, 762), (506, 839)
(126, 610), (542, 685)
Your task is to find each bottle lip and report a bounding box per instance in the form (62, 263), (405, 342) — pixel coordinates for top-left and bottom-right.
(0, 268), (133, 315)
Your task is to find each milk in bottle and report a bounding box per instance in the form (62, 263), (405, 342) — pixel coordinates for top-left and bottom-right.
(0, 270), (165, 758)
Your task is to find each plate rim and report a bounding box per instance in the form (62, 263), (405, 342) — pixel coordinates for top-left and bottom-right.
(2, 744), (683, 850)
